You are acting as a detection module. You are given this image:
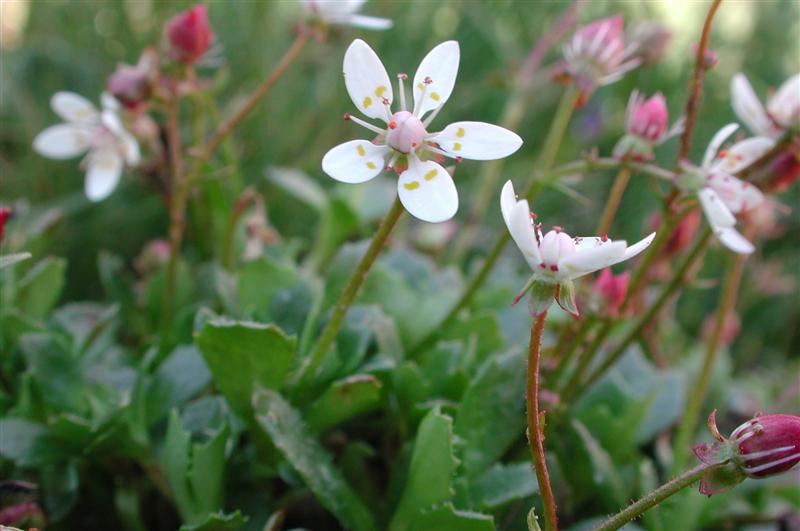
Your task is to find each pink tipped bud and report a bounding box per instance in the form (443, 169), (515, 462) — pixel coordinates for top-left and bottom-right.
(629, 93), (669, 141)
(106, 49), (158, 110)
(165, 4), (212, 64)
(578, 15), (625, 63)
(592, 268), (629, 316)
(731, 414), (800, 478)
(0, 207), (11, 242)
(765, 145), (800, 193)
(135, 239), (171, 275)
(662, 209), (702, 257)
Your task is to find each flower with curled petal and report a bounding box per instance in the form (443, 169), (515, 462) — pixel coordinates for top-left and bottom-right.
(301, 0), (392, 30)
(731, 73), (800, 140)
(501, 180), (654, 316)
(33, 92), (140, 201)
(677, 124), (771, 254)
(322, 39), (523, 223)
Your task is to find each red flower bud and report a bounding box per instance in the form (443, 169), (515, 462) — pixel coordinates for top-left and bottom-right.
(0, 207), (12, 243)
(165, 4), (212, 64)
(663, 209), (701, 257)
(629, 93), (669, 142)
(730, 414), (800, 478)
(592, 268), (629, 316)
(765, 145), (800, 193)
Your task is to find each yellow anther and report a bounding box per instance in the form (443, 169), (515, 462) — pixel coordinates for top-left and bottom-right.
(404, 181), (420, 190)
(357, 145), (366, 156)
(363, 96), (373, 108)
(424, 169), (437, 181)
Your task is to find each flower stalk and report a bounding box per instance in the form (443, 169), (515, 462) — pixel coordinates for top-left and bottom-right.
(527, 311), (559, 531)
(162, 94), (186, 336)
(595, 166), (631, 234)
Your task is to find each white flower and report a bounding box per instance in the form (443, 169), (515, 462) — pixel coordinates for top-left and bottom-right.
(322, 39), (523, 223)
(680, 124), (770, 254)
(731, 73), (800, 140)
(501, 180), (654, 315)
(301, 0), (392, 30)
(33, 92), (140, 202)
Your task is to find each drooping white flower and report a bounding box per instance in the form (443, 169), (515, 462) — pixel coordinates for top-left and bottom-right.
(731, 73), (800, 140)
(33, 92), (140, 201)
(322, 39), (523, 223)
(678, 124), (771, 254)
(501, 180), (654, 316)
(301, 0), (392, 30)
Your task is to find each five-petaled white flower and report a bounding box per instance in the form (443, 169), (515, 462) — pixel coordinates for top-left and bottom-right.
(501, 180), (654, 316)
(678, 123), (770, 254)
(33, 92), (140, 202)
(731, 73), (800, 140)
(322, 39), (523, 223)
(301, 0), (392, 30)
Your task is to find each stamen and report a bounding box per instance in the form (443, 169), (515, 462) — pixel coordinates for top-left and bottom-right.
(601, 233), (608, 242)
(382, 97), (392, 122)
(422, 143), (453, 159)
(413, 76), (433, 118)
(397, 73), (408, 113)
(422, 103), (444, 128)
(345, 113), (387, 135)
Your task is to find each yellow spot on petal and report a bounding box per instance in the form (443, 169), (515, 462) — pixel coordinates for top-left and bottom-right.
(416, 82), (425, 90)
(424, 169), (437, 181)
(375, 85), (388, 97)
(357, 144), (366, 156)
(430, 92), (440, 101)
(404, 180), (420, 190)
(367, 162), (377, 170)
(363, 96), (372, 109)
(453, 142), (462, 152)
(456, 127), (465, 138)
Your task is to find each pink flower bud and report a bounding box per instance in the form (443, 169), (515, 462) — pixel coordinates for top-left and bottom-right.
(578, 15), (625, 66)
(691, 43), (718, 70)
(629, 93), (669, 141)
(663, 209), (701, 257)
(765, 145), (800, 193)
(730, 414), (800, 478)
(0, 207), (11, 242)
(702, 311), (741, 346)
(106, 49), (158, 110)
(135, 239), (171, 275)
(165, 4), (212, 64)
(592, 268), (629, 316)
(630, 22), (671, 65)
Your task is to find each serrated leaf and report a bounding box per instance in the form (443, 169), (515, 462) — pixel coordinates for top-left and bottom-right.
(196, 319), (295, 419)
(252, 389), (376, 531)
(389, 408), (459, 531)
(467, 462), (538, 510)
(305, 375), (383, 433)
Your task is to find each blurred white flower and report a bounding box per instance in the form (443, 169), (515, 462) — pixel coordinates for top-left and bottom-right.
(731, 73), (800, 140)
(322, 39), (522, 222)
(33, 92), (140, 201)
(301, 0), (392, 30)
(679, 124), (770, 254)
(501, 180), (654, 316)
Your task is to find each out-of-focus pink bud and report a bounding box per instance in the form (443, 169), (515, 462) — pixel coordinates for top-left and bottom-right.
(661, 209), (702, 257)
(165, 4), (212, 64)
(765, 143), (800, 193)
(135, 239), (170, 275)
(106, 49), (158, 110)
(0, 501), (45, 527)
(730, 414), (800, 478)
(691, 43), (718, 70)
(630, 22), (671, 65)
(629, 93), (668, 141)
(0, 207), (11, 242)
(592, 268), (629, 316)
(701, 311), (741, 346)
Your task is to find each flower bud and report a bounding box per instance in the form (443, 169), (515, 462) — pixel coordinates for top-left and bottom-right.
(106, 49), (158, 110)
(764, 144), (800, 193)
(730, 414), (800, 478)
(629, 93), (668, 142)
(663, 209), (701, 257)
(629, 22), (671, 65)
(691, 43), (718, 70)
(0, 207), (11, 242)
(135, 239), (170, 275)
(592, 268), (629, 316)
(165, 4), (212, 64)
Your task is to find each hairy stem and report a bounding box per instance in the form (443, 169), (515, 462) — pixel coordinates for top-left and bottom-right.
(594, 462), (721, 531)
(296, 198), (404, 387)
(595, 167), (632, 235)
(672, 245), (748, 472)
(528, 312), (558, 531)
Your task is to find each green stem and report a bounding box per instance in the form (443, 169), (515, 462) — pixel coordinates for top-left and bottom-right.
(672, 247), (748, 472)
(295, 197), (404, 387)
(595, 167), (631, 235)
(527, 311), (559, 531)
(572, 227), (712, 399)
(594, 462), (721, 531)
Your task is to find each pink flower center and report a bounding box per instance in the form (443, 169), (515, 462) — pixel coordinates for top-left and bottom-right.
(386, 111), (427, 154)
(538, 229), (576, 274)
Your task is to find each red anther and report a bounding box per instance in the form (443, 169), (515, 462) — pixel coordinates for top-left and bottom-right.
(539, 263), (546, 269)
(411, 142), (418, 148)
(553, 225), (563, 233)
(388, 120), (397, 129)
(398, 72), (408, 80)
(343, 112), (351, 121)
(424, 76), (433, 85)
(718, 149), (728, 158)
(530, 212), (538, 220)
(385, 165), (393, 171)
(455, 156), (462, 163)
(601, 233), (608, 242)
(382, 97), (390, 106)
(550, 265), (559, 272)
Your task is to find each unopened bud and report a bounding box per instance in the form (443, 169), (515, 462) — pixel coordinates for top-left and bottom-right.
(165, 4), (212, 64)
(629, 22), (671, 65)
(0, 207), (11, 243)
(106, 49), (158, 110)
(731, 414), (800, 478)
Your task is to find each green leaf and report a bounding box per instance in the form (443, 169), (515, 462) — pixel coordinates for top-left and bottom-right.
(179, 511), (247, 531)
(0, 252), (32, 269)
(146, 345), (212, 425)
(410, 503), (494, 531)
(0, 417), (69, 466)
(15, 257), (66, 318)
(454, 349), (527, 477)
(389, 408), (459, 531)
(467, 462), (538, 510)
(569, 419), (627, 507)
(252, 389), (377, 531)
(196, 319), (296, 419)
(236, 257), (301, 320)
(305, 374), (384, 433)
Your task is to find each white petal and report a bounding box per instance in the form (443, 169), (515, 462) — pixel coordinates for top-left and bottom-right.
(706, 172), (764, 213)
(397, 157), (457, 223)
(500, 180), (517, 226)
(702, 123), (739, 169)
(710, 136), (775, 174)
(433, 121), (523, 161)
(51, 92), (98, 123)
(731, 74), (773, 137)
(85, 150), (123, 201)
(119, 131), (141, 166)
(413, 41), (459, 118)
(33, 124), (92, 159)
(343, 39), (393, 122)
(698, 187), (736, 229)
(715, 227), (755, 254)
(559, 240), (627, 279)
(508, 200), (542, 269)
(619, 232), (656, 261)
(346, 14), (393, 30)
(767, 73), (800, 128)
(305, 0), (366, 18)
(322, 139), (390, 184)
(101, 91), (121, 112)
